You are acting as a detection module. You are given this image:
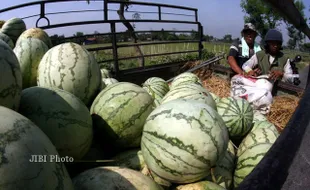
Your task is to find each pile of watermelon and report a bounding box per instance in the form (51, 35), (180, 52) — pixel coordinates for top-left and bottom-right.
(0, 17), (280, 190)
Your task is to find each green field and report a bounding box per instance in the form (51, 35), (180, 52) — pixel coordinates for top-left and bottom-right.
(84, 41), (309, 71)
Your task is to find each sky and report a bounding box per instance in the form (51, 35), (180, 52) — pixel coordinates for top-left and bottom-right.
(1, 0), (310, 44)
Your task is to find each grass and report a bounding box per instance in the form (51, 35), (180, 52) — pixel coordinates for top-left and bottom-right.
(84, 41), (309, 71)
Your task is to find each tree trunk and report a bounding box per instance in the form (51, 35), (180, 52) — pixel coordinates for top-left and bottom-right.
(117, 3), (144, 67)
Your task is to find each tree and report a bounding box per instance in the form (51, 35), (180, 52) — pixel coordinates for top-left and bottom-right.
(223, 34), (232, 43)
(286, 0), (306, 49)
(132, 12), (141, 29)
(240, 0), (283, 39)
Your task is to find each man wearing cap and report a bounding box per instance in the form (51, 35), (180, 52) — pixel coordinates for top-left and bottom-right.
(227, 23), (262, 75)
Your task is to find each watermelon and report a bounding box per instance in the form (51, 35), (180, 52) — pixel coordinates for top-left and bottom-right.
(17, 27), (53, 48)
(0, 17), (26, 43)
(0, 32), (14, 48)
(210, 92), (220, 103)
(253, 110), (268, 122)
(72, 166), (163, 190)
(142, 166), (172, 189)
(170, 72), (202, 89)
(251, 120), (278, 133)
(100, 68), (111, 78)
(234, 143), (273, 187)
(161, 83), (217, 111)
(237, 127), (279, 157)
(13, 38), (49, 89)
(90, 82), (154, 148)
(141, 99), (229, 184)
(216, 97), (254, 140)
(112, 149), (146, 171)
(0, 106), (74, 189)
(103, 77), (118, 86)
(142, 77), (169, 107)
(37, 42), (101, 106)
(18, 86), (93, 160)
(0, 39), (22, 111)
(175, 181), (226, 190)
(208, 141), (236, 189)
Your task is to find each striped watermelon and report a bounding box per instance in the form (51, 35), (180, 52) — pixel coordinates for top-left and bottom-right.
(175, 181), (226, 190)
(18, 86), (93, 159)
(142, 166), (172, 189)
(208, 141), (236, 189)
(161, 83), (217, 111)
(37, 42), (101, 106)
(103, 77), (118, 86)
(237, 127), (279, 157)
(216, 97), (254, 141)
(234, 143), (274, 187)
(17, 27), (53, 48)
(0, 39), (22, 111)
(253, 110), (268, 122)
(141, 99), (229, 184)
(251, 120), (278, 134)
(14, 38), (49, 89)
(90, 82), (154, 148)
(112, 149), (146, 171)
(0, 17), (26, 43)
(0, 32), (14, 48)
(210, 92), (221, 103)
(72, 166), (163, 190)
(142, 77), (169, 107)
(170, 72), (202, 89)
(0, 106), (74, 189)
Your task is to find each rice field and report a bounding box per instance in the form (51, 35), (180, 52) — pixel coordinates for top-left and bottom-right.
(84, 41), (309, 71)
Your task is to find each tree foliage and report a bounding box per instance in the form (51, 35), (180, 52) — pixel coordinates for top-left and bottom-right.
(240, 0), (283, 38)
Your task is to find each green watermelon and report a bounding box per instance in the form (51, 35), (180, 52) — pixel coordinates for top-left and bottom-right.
(90, 82), (154, 148)
(0, 32), (14, 48)
(103, 77), (118, 86)
(13, 38), (49, 89)
(0, 106), (74, 189)
(17, 27), (53, 48)
(72, 166), (163, 190)
(237, 127), (279, 157)
(216, 97), (254, 140)
(161, 83), (217, 111)
(0, 17), (26, 43)
(142, 166), (172, 189)
(170, 72), (202, 89)
(112, 149), (146, 171)
(253, 111), (268, 122)
(141, 99), (229, 184)
(175, 181), (226, 190)
(37, 42), (101, 106)
(18, 86), (93, 160)
(208, 141), (236, 189)
(142, 77), (169, 108)
(251, 121), (278, 134)
(234, 143), (273, 187)
(0, 39), (22, 111)
(210, 92), (220, 103)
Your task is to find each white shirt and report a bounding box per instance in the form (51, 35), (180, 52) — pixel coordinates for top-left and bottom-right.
(242, 54), (296, 84)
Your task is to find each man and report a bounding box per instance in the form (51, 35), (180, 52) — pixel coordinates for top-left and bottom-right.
(227, 23), (262, 75)
(242, 29), (295, 84)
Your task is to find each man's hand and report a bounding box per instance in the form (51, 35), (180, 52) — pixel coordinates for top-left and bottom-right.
(269, 70), (283, 81)
(245, 68), (261, 77)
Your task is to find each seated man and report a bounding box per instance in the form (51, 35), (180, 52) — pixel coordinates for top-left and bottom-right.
(230, 29), (295, 115)
(227, 23), (262, 75)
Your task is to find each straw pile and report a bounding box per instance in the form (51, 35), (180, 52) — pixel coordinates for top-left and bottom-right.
(267, 94), (302, 132)
(179, 60), (303, 132)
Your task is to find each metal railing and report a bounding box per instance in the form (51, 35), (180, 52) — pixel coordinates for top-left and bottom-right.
(0, 0), (203, 78)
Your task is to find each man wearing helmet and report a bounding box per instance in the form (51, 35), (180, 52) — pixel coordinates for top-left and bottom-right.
(242, 29), (294, 83)
(227, 23), (262, 75)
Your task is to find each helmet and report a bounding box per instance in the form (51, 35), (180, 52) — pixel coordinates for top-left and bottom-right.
(264, 29), (283, 43)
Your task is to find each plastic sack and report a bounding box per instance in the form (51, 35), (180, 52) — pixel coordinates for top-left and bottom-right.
(230, 74), (273, 115)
